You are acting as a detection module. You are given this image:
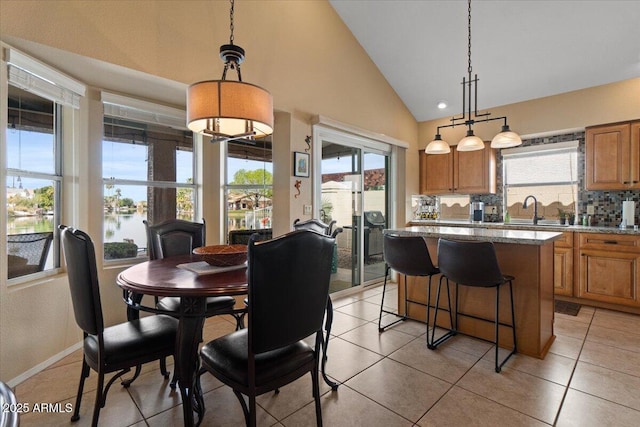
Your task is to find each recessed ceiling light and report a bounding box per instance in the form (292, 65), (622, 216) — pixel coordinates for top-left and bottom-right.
(437, 101), (447, 109)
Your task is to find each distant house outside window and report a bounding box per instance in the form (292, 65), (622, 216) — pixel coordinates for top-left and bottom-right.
(224, 137), (273, 243)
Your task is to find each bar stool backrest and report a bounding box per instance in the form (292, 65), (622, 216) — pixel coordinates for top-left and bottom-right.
(383, 234), (438, 277)
(437, 239), (504, 287)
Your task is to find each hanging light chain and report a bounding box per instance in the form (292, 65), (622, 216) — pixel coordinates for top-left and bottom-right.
(467, 0), (472, 75)
(229, 0), (235, 45)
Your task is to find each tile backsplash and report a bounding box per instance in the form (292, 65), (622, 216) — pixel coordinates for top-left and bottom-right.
(471, 130), (640, 227)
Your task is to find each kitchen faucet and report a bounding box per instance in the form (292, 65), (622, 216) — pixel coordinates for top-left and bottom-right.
(523, 195), (541, 225)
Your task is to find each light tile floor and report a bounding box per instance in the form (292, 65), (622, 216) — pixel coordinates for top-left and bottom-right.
(12, 283), (640, 426)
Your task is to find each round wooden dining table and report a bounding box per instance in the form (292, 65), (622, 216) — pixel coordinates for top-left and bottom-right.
(116, 253), (247, 427)
(117, 253), (339, 426)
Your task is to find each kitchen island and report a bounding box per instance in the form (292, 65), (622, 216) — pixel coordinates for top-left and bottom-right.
(386, 226), (562, 359)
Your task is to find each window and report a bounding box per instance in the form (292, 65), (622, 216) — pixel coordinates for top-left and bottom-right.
(4, 46), (85, 281)
(102, 93), (195, 260)
(225, 137), (272, 239)
(6, 85), (60, 279)
(503, 141), (579, 221)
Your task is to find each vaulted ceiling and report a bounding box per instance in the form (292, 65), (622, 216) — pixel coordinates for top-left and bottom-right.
(330, 0), (640, 122)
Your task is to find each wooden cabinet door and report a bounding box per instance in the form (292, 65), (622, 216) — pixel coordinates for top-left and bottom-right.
(578, 249), (640, 307)
(554, 232), (574, 297)
(420, 150), (453, 194)
(454, 143), (496, 194)
(554, 247), (574, 296)
(585, 123), (630, 190)
(630, 122), (640, 189)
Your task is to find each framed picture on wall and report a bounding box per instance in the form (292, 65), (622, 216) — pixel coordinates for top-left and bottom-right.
(293, 152), (310, 177)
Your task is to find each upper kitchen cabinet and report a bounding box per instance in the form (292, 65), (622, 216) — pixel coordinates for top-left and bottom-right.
(586, 121), (640, 190)
(419, 143), (496, 194)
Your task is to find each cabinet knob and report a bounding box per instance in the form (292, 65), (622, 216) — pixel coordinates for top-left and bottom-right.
(603, 240), (618, 244)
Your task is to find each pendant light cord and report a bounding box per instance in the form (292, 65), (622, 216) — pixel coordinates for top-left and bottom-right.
(229, 0), (235, 45)
(467, 0), (472, 75)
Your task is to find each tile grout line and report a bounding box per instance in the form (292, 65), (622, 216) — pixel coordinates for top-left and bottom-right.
(550, 308), (595, 426)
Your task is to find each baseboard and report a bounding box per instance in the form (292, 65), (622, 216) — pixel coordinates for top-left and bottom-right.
(7, 341), (82, 388)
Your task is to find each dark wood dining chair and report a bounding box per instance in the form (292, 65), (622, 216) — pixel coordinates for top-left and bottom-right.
(292, 217), (343, 389)
(200, 230), (335, 426)
(59, 225), (178, 427)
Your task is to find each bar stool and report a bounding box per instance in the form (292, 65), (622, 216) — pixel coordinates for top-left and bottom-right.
(429, 238), (517, 373)
(378, 233), (440, 332)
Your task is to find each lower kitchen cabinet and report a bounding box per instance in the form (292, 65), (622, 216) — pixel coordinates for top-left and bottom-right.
(578, 233), (640, 307)
(554, 232), (574, 296)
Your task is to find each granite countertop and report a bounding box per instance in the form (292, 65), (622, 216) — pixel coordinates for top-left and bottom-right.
(407, 219), (640, 235)
(385, 226), (562, 245)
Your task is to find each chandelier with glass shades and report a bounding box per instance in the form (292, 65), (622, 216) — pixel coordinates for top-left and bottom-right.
(425, 0), (521, 154)
(187, 0), (273, 143)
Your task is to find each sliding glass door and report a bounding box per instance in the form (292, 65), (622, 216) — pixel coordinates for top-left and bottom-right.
(315, 128), (391, 294)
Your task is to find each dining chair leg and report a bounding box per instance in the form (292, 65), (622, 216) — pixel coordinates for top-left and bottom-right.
(121, 365), (142, 387)
(159, 358), (170, 379)
(234, 390), (250, 425)
(248, 394), (257, 427)
(92, 371), (105, 427)
(233, 312), (245, 330)
(71, 359), (90, 422)
(312, 366), (323, 427)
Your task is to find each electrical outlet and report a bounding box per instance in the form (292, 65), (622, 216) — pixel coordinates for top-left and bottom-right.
(303, 205), (312, 215)
(587, 205), (595, 215)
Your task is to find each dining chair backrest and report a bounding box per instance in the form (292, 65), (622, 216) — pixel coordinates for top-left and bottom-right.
(247, 230), (334, 354)
(59, 226), (103, 336)
(437, 238), (504, 287)
(383, 233), (438, 277)
(7, 231), (54, 276)
(293, 218), (336, 236)
(144, 219), (205, 260)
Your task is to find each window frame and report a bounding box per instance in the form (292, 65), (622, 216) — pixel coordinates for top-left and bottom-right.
(3, 43), (85, 284)
(502, 141), (579, 219)
(224, 138), (273, 239)
(101, 94), (197, 262)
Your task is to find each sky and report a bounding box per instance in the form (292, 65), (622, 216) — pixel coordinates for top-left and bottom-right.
(7, 129), (386, 204)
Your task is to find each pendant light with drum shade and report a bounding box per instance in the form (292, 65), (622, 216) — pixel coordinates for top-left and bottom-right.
(425, 0), (521, 154)
(187, 0), (273, 143)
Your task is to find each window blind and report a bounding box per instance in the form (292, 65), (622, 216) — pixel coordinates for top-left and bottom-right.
(6, 47), (86, 109)
(503, 141), (579, 186)
(101, 91), (186, 130)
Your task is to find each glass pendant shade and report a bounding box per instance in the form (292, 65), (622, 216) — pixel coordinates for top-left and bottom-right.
(187, 80), (273, 142)
(490, 125), (522, 148)
(456, 131), (485, 151)
(425, 134), (451, 154)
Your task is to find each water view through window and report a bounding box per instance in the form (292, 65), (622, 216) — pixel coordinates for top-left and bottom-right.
(102, 116), (195, 259)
